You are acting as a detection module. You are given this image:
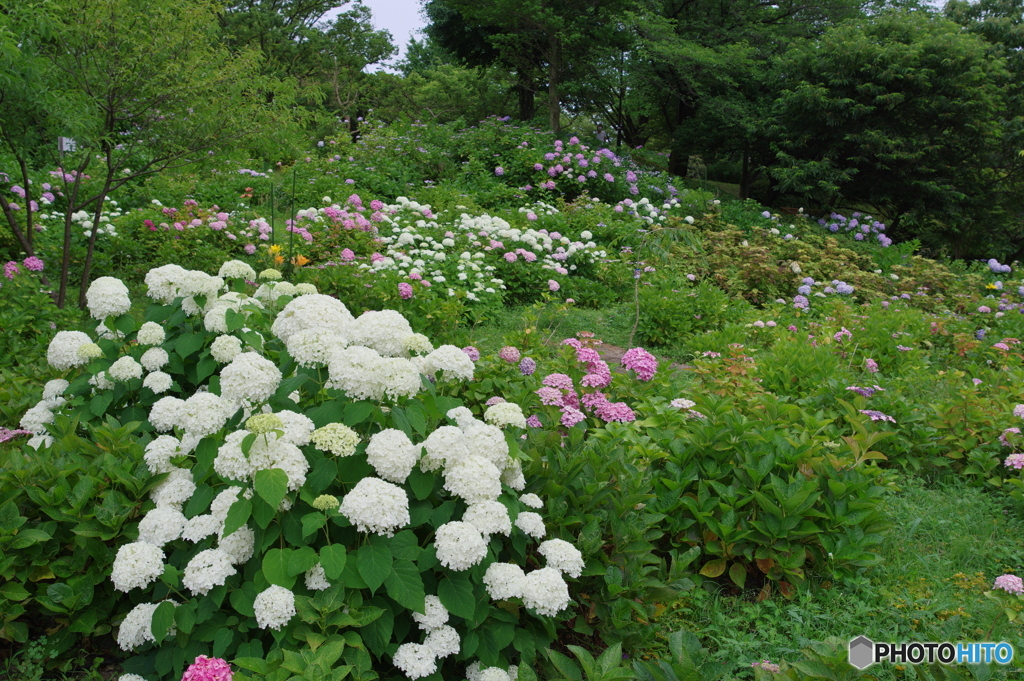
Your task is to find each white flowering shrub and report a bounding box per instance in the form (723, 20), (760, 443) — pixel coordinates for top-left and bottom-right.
(23, 263), (582, 681)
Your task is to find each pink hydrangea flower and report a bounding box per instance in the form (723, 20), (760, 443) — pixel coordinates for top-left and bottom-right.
(498, 346), (520, 363)
(978, 306), (991, 313)
(560, 407), (586, 427)
(1001, 428), (1021, 447)
(461, 346), (480, 362)
(561, 338), (583, 349)
(576, 348), (601, 364)
(542, 373), (575, 391)
(994, 574), (1024, 594)
(1004, 453), (1024, 469)
(340, 248), (355, 261)
(22, 256), (44, 272)
(621, 347), (657, 381)
(504, 252), (518, 263)
(595, 401), (635, 423)
(548, 279), (560, 292)
(1014, 405), (1024, 419)
(526, 415), (542, 428)
(3, 261), (19, 279)
(494, 167), (504, 176)
(580, 392), (608, 411)
(865, 358), (879, 373)
(182, 655), (233, 681)
(244, 244), (256, 254)
(398, 283), (413, 299)
(486, 396), (506, 406)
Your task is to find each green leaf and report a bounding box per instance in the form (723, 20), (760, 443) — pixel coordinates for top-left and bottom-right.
(320, 545), (347, 581)
(232, 658), (268, 675)
(176, 332), (205, 359)
(151, 601), (176, 643)
(0, 582), (30, 601)
(437, 573), (476, 620)
(729, 562), (747, 589)
(263, 548), (296, 588)
(254, 468), (289, 511)
(384, 560), (425, 612)
(406, 467), (434, 501)
(289, 546), (319, 576)
(356, 543), (392, 593)
(302, 512), (328, 538)
(343, 401), (375, 426)
(222, 498), (252, 539)
(90, 392), (113, 418)
(699, 559), (727, 578)
(174, 601), (197, 634)
(361, 599), (393, 657)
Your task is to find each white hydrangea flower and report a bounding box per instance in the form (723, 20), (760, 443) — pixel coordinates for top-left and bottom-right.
(538, 539), (585, 578)
(484, 402), (527, 429)
(144, 436), (182, 475)
(521, 567), (570, 616)
(444, 456), (502, 504)
(402, 333), (433, 356)
(210, 335), (243, 363)
(182, 514), (221, 543)
(218, 525), (255, 564)
(294, 283), (317, 295)
(328, 345), (386, 400)
(246, 434), (309, 491)
(275, 410), (315, 446)
(117, 601), (162, 651)
(483, 562), (526, 601)
(136, 347), (168, 373)
(143, 371), (173, 394)
(47, 331), (93, 370)
(501, 459), (526, 491)
(220, 352), (282, 406)
(19, 402), (54, 435)
(254, 585), (296, 630)
(213, 431), (256, 482)
(42, 379), (69, 401)
(271, 293), (354, 343)
(446, 406), (481, 430)
(339, 477), (410, 537)
(423, 625), (460, 658)
(137, 507), (187, 547)
(514, 511), (546, 539)
(137, 321), (165, 346)
(377, 357), (423, 400)
(89, 370), (114, 391)
(519, 493), (543, 509)
(111, 542), (165, 592)
(183, 549), (237, 595)
(365, 429), (420, 483)
(286, 327), (346, 367)
(347, 310), (414, 358)
(145, 264), (189, 303)
(149, 396), (185, 432)
(218, 260), (257, 280)
(434, 521), (487, 571)
(463, 501), (512, 537)
(392, 642), (436, 680)
(412, 594), (449, 631)
(210, 486), (246, 520)
(86, 276), (131, 319)
(119, 674), (150, 681)
(181, 392), (233, 438)
(463, 424), (510, 468)
(150, 467), (196, 508)
(310, 423), (360, 457)
(422, 345), (474, 381)
(421, 426), (470, 471)
(478, 667), (515, 681)
(304, 563), (331, 591)
(96, 322), (125, 341)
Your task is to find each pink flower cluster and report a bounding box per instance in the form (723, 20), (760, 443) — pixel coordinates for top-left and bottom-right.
(621, 347), (657, 381)
(1014, 404), (1024, 419)
(864, 358), (879, 373)
(0, 428), (33, 443)
(398, 282), (413, 299)
(462, 346), (480, 362)
(1004, 453), (1024, 470)
(3, 261), (19, 280)
(993, 574), (1024, 595)
(499, 346), (521, 363)
(751, 660), (781, 673)
(182, 655), (232, 681)
(1001, 428), (1021, 447)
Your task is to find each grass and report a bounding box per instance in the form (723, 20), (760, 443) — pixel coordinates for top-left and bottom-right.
(634, 478), (1024, 679)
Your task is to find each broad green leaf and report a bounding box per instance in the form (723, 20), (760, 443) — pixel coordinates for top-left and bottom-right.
(356, 543), (392, 593)
(302, 512), (328, 538)
(222, 498), (252, 539)
(151, 601), (176, 643)
(176, 332), (204, 359)
(263, 548), (295, 588)
(437, 573), (475, 620)
(289, 546), (319, 576)
(384, 560), (425, 612)
(699, 559), (727, 578)
(321, 545), (348, 581)
(343, 401), (375, 426)
(255, 468), (289, 511)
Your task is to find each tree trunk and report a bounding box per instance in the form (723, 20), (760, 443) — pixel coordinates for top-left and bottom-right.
(547, 34), (561, 134)
(56, 157), (91, 309)
(516, 79), (535, 121)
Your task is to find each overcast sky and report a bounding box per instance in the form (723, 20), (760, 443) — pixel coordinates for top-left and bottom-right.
(354, 0), (428, 70)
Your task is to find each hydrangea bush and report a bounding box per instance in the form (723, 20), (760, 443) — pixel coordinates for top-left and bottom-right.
(21, 260), (584, 681)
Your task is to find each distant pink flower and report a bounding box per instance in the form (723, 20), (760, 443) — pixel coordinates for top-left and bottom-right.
(461, 346), (480, 361)
(494, 167), (504, 176)
(244, 244), (256, 254)
(526, 415), (542, 428)
(370, 253), (384, 263)
(560, 407), (586, 427)
(576, 348), (601, 364)
(486, 396), (506, 406)
(994, 574), (1024, 594)
(542, 373), (574, 391)
(498, 346), (520, 363)
(1004, 453), (1024, 470)
(22, 256), (43, 272)
(182, 655), (232, 681)
(527, 212), (538, 221)
(595, 401), (635, 423)
(548, 279), (560, 292)
(860, 409), (895, 423)
(994, 343), (1010, 351)
(580, 371), (611, 389)
(1001, 428), (1021, 446)
(3, 262), (19, 279)
(408, 271), (421, 280)
(865, 358), (879, 373)
(787, 325), (797, 332)
(504, 252), (517, 263)
(537, 386), (564, 406)
(622, 347), (657, 381)
(580, 392), (608, 411)
(561, 338), (583, 349)
(670, 398), (696, 410)
(1014, 404), (1024, 419)
(978, 306), (991, 313)
(398, 283), (414, 299)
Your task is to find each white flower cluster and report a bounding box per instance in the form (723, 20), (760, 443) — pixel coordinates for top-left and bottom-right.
(111, 542), (165, 592)
(47, 330), (93, 370)
(365, 428), (419, 483)
(218, 259), (257, 280)
(85, 276), (131, 319)
(466, 662), (519, 681)
(339, 477), (410, 536)
(145, 264), (224, 313)
(137, 321), (165, 346)
(310, 423), (361, 457)
(220, 351), (282, 406)
(254, 584), (296, 630)
(394, 596), (460, 680)
(117, 601), (176, 651)
(182, 548), (236, 596)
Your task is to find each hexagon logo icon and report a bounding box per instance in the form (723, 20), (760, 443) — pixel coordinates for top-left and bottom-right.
(849, 636), (875, 670)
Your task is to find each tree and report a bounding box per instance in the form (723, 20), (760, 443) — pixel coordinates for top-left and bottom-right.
(17, 0), (295, 308)
(769, 11), (1019, 257)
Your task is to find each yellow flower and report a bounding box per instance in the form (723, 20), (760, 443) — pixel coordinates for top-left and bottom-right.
(268, 244), (282, 255)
